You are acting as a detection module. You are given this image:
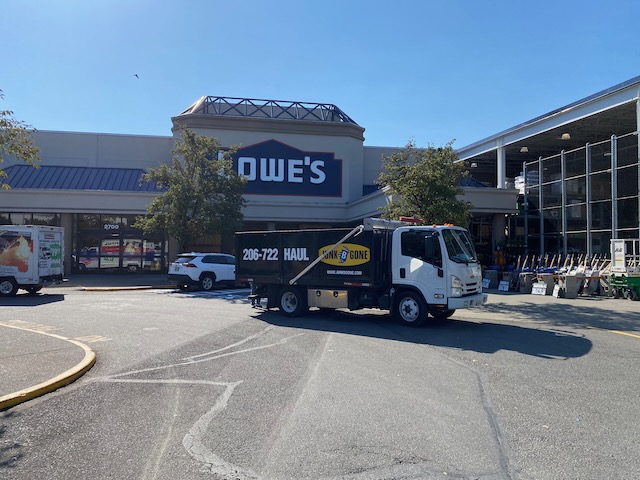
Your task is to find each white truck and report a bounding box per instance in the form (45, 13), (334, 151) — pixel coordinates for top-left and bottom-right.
(0, 225), (64, 297)
(235, 218), (488, 326)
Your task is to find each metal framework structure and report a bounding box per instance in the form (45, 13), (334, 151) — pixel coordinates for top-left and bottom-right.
(522, 131), (640, 258)
(179, 96), (359, 125)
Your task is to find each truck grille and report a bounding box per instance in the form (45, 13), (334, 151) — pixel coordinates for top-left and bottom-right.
(463, 282), (482, 295)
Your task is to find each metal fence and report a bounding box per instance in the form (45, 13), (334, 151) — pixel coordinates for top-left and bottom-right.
(523, 132), (640, 258)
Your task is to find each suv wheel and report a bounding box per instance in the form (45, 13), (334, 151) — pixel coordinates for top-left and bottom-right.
(199, 273), (216, 291)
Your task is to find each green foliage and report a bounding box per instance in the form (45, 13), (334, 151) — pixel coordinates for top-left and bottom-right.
(0, 90), (40, 189)
(134, 127), (246, 251)
(377, 140), (471, 226)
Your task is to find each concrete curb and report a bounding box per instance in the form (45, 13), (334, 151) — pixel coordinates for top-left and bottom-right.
(0, 323), (96, 411)
(79, 285), (175, 291)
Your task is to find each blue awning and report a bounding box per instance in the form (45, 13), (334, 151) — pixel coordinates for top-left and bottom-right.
(4, 165), (164, 192)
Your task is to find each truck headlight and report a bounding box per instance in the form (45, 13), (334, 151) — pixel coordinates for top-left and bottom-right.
(451, 275), (463, 297)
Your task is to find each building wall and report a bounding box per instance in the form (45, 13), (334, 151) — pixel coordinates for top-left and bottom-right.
(6, 131), (174, 170)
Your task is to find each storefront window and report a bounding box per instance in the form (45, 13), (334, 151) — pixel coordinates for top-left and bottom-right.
(121, 237), (142, 272)
(121, 215), (139, 227)
(74, 213), (168, 273)
(79, 214), (101, 229)
(76, 234), (101, 271)
(0, 213), (10, 224)
(32, 213), (60, 226)
(10, 213), (32, 225)
(101, 215), (122, 227)
(143, 238), (165, 271)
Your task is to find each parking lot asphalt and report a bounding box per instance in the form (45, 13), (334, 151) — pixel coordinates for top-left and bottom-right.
(0, 274), (173, 410)
(1, 273), (638, 411)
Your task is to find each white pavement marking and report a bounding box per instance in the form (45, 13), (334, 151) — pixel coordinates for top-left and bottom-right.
(100, 329), (305, 478)
(182, 381), (260, 479)
(73, 335), (112, 343)
(183, 325), (274, 361)
(106, 332), (305, 379)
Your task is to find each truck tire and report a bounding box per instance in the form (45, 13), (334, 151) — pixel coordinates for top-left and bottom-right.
(625, 288), (638, 301)
(279, 287), (307, 317)
(199, 273), (216, 291)
(394, 291), (427, 327)
(0, 278), (18, 297)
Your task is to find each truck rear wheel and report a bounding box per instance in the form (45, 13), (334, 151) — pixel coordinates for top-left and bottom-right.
(394, 291), (427, 327)
(0, 278), (18, 297)
(279, 287), (307, 317)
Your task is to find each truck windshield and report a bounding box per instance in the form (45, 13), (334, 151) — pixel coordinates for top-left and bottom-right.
(441, 229), (478, 264)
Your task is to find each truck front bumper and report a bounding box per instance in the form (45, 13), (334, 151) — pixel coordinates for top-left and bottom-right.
(449, 293), (488, 309)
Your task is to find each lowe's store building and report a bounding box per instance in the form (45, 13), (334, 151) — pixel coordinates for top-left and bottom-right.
(3, 76), (640, 275)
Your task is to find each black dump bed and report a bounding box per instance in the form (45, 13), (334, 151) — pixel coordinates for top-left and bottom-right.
(235, 227), (393, 289)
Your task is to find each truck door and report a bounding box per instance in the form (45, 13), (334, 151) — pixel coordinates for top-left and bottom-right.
(393, 230), (447, 303)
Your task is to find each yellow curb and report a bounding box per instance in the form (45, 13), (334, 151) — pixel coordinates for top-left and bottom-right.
(0, 322), (96, 411)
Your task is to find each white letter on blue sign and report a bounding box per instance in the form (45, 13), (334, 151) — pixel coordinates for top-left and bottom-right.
(238, 157), (256, 181)
(288, 159), (303, 183)
(260, 158), (285, 182)
(310, 159), (326, 184)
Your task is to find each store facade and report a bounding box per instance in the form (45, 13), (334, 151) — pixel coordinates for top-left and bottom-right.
(17, 82), (640, 274)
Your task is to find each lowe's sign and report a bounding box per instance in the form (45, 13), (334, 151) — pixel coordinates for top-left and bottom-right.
(233, 140), (342, 197)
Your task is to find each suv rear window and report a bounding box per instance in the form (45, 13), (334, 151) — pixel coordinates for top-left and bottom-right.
(202, 255), (235, 264)
(173, 256), (196, 263)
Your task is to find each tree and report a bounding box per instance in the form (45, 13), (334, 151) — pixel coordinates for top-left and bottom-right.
(0, 90), (40, 189)
(134, 127), (246, 251)
(377, 140), (471, 226)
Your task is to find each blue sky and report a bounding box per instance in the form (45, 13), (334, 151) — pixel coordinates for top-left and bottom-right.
(2, 0), (639, 148)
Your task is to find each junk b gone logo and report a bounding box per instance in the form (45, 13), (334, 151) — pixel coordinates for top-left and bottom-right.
(319, 243), (370, 267)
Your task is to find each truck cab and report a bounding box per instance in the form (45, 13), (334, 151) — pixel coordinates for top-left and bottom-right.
(392, 225), (486, 323)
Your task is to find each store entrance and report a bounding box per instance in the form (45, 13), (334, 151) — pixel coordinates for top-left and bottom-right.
(74, 214), (168, 274)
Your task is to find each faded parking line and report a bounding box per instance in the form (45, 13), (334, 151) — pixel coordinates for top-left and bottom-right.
(608, 330), (640, 340)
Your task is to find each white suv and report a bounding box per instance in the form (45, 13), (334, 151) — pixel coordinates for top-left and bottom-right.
(168, 252), (236, 291)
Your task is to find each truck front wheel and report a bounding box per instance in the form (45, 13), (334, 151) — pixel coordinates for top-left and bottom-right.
(0, 278), (18, 297)
(394, 291), (427, 327)
(279, 287), (307, 317)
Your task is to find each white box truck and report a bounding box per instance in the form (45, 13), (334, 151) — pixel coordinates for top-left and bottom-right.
(0, 225), (64, 297)
(235, 218), (488, 326)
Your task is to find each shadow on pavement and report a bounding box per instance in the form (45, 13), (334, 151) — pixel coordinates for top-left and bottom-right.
(256, 309), (593, 360)
(481, 301), (640, 333)
(0, 294), (65, 307)
(0, 411), (23, 470)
